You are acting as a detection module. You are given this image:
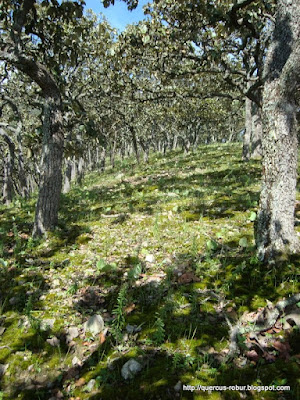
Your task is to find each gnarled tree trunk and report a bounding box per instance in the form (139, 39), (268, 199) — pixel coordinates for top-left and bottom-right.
(256, 0), (300, 260)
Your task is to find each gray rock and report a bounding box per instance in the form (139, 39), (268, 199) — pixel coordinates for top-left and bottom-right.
(145, 254), (155, 263)
(66, 326), (79, 342)
(0, 364), (8, 377)
(126, 324), (141, 334)
(85, 379), (96, 392)
(40, 318), (55, 331)
(9, 297), (18, 305)
(72, 356), (81, 366)
(83, 314), (104, 336)
(121, 359), (142, 380)
(174, 381), (182, 392)
(0, 327), (6, 336)
(46, 336), (60, 347)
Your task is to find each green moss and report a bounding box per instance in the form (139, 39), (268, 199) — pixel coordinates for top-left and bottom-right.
(181, 211), (200, 222)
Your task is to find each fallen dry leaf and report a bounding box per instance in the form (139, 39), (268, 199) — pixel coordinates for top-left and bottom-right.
(263, 352), (276, 363)
(178, 272), (200, 284)
(99, 331), (106, 344)
(124, 303), (136, 314)
(245, 350), (260, 362)
(272, 340), (291, 361)
(74, 377), (86, 387)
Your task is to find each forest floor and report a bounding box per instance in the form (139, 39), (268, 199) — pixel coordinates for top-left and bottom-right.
(0, 143), (299, 400)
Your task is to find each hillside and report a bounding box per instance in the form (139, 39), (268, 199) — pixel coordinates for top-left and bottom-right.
(0, 143), (299, 400)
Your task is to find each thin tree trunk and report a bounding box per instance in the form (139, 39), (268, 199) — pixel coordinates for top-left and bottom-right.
(250, 102), (263, 159)
(256, 0), (300, 260)
(33, 95), (64, 236)
(242, 96), (252, 161)
(63, 158), (72, 194)
(129, 126), (140, 164)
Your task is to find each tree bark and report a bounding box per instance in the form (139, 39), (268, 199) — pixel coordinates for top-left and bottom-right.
(250, 102), (262, 159)
(242, 91), (252, 161)
(33, 94), (64, 236)
(63, 158), (72, 194)
(0, 129), (15, 204)
(256, 0), (300, 260)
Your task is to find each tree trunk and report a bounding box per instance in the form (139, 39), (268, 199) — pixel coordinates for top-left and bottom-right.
(242, 96), (252, 161)
(63, 158), (72, 194)
(0, 129), (15, 204)
(129, 126), (140, 164)
(256, 0), (300, 260)
(250, 102), (262, 159)
(33, 95), (64, 236)
(0, 47), (65, 236)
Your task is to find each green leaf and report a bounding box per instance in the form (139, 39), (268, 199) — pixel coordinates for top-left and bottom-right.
(249, 211), (256, 222)
(128, 264), (142, 281)
(239, 237), (248, 248)
(140, 25), (148, 34)
(142, 35), (150, 44)
(0, 259), (7, 267)
(206, 239), (218, 251)
(96, 258), (106, 270)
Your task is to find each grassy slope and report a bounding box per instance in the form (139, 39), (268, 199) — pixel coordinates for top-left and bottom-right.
(0, 143), (299, 399)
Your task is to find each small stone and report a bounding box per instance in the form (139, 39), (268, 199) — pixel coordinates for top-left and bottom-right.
(40, 318), (55, 331)
(72, 356), (81, 366)
(121, 359), (142, 380)
(0, 327), (6, 336)
(85, 379), (96, 392)
(0, 364), (8, 377)
(126, 324), (141, 334)
(174, 381), (182, 392)
(9, 297), (18, 305)
(83, 314), (104, 336)
(46, 336), (60, 347)
(39, 295), (46, 301)
(67, 326), (79, 342)
(145, 254), (155, 263)
(53, 279), (60, 287)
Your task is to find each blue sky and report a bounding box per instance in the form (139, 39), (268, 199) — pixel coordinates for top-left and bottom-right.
(84, 0), (150, 31)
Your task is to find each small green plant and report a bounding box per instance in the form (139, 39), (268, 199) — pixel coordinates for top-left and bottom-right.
(25, 296), (41, 334)
(236, 333), (248, 351)
(13, 223), (22, 255)
(191, 235), (199, 257)
(172, 352), (183, 370)
(111, 284), (128, 343)
(152, 313), (165, 345)
(128, 264), (142, 282)
(172, 352), (195, 371)
(67, 281), (79, 295)
(97, 258), (117, 273)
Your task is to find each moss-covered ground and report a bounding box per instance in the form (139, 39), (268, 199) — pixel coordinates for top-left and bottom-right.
(0, 143), (299, 399)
